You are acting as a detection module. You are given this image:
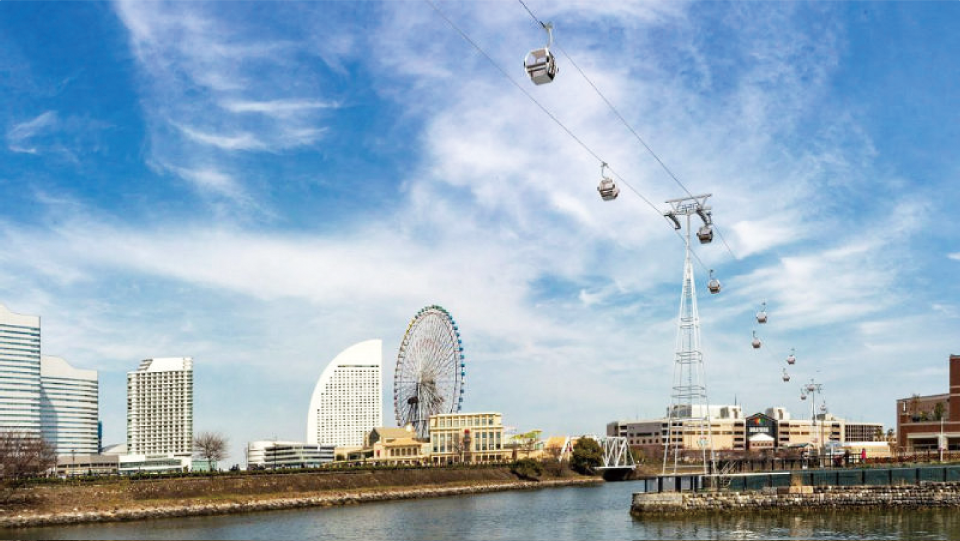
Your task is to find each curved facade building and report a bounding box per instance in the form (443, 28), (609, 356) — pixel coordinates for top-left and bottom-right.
(306, 340), (382, 447)
(40, 355), (99, 455)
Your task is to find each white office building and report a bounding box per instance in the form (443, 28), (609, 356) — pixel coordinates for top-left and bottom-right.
(40, 355), (99, 455)
(246, 440), (334, 469)
(0, 304), (42, 436)
(127, 357), (193, 456)
(306, 340), (382, 447)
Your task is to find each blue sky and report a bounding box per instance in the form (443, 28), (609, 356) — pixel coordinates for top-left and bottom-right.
(1, 1), (958, 464)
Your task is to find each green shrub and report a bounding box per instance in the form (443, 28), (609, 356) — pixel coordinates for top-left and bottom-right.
(510, 458), (543, 481)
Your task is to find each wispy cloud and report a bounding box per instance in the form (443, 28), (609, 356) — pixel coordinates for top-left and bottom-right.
(219, 99), (340, 117)
(7, 111), (58, 153)
(113, 1), (340, 214)
(949, 253), (960, 261)
(173, 123), (266, 152)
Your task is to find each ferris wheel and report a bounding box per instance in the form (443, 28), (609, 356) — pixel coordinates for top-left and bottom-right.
(394, 305), (465, 438)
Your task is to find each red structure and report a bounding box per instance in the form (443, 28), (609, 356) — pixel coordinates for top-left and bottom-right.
(897, 355), (960, 451)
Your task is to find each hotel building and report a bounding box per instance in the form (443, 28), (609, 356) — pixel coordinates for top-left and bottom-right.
(0, 304), (42, 436)
(0, 304), (100, 455)
(306, 340), (382, 448)
(127, 357), (193, 456)
(40, 355), (99, 455)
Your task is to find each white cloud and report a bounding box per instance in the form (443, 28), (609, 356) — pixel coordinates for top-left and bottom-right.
(112, 1), (336, 214)
(173, 123), (266, 152)
(6, 110), (58, 153)
(219, 99), (340, 116)
(949, 253), (960, 261)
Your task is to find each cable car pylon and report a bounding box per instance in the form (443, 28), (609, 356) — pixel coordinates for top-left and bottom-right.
(662, 193), (717, 476)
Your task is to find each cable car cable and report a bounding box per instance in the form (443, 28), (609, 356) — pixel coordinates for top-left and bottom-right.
(516, 0), (740, 263)
(424, 0), (661, 219)
(427, 0), (726, 282)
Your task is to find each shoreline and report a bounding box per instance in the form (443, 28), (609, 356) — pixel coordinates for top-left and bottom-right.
(0, 477), (602, 529)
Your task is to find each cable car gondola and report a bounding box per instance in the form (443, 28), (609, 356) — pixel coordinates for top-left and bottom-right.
(752, 330), (762, 349)
(696, 208), (713, 244)
(524, 22), (558, 85)
(697, 224), (713, 244)
(707, 269), (721, 294)
(596, 162), (619, 201)
(756, 301), (768, 324)
(782, 368), (790, 382)
(786, 348), (796, 365)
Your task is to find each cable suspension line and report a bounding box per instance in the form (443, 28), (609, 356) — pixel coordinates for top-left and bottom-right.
(516, 0), (739, 262)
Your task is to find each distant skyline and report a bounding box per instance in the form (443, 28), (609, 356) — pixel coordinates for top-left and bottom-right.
(0, 1), (957, 464)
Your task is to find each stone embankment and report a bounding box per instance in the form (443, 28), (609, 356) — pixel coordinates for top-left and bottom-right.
(632, 483), (960, 517)
(1, 477), (599, 528)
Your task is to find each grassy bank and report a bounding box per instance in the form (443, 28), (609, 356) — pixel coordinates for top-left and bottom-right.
(0, 466), (601, 528)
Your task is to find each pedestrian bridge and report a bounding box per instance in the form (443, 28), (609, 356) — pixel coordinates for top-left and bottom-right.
(595, 436), (636, 480)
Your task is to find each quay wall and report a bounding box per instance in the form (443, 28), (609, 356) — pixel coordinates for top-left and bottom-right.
(632, 483), (960, 516)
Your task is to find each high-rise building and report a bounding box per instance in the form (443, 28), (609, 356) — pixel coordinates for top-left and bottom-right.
(306, 340), (382, 447)
(127, 357), (193, 456)
(40, 355), (99, 455)
(0, 304), (42, 436)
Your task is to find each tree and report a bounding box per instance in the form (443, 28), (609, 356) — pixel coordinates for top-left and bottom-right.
(934, 402), (946, 421)
(570, 437), (602, 475)
(910, 394), (921, 421)
(193, 431), (229, 469)
(0, 431), (55, 501)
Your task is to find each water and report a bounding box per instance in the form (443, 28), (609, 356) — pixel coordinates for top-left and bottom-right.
(5, 481), (960, 540)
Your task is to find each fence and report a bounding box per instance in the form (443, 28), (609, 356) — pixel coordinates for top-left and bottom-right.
(724, 465), (960, 491)
(634, 465), (960, 493)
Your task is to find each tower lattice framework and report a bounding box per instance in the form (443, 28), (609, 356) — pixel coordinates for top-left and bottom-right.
(662, 196), (715, 475)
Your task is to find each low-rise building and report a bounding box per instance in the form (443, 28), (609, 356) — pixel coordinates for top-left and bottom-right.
(896, 355), (960, 452)
(429, 412), (509, 464)
(56, 453), (118, 476)
(609, 405), (884, 454)
(364, 426), (429, 465)
(247, 440), (334, 469)
(118, 454), (191, 475)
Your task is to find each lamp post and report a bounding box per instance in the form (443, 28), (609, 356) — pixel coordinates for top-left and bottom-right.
(940, 416), (946, 463)
(800, 380), (823, 467)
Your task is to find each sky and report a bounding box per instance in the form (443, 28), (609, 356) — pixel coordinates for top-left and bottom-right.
(0, 1), (958, 465)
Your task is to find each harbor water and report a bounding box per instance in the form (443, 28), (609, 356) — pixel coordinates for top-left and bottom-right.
(5, 480), (960, 540)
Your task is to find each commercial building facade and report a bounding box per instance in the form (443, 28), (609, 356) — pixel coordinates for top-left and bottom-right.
(429, 412), (508, 464)
(897, 354), (960, 452)
(40, 355), (99, 455)
(609, 405), (883, 453)
(306, 340), (382, 448)
(127, 357), (194, 456)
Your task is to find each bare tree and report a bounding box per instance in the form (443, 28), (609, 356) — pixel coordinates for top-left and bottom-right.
(0, 431), (55, 483)
(193, 432), (229, 468)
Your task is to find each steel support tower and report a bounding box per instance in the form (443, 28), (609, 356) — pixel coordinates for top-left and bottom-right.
(662, 194), (715, 475)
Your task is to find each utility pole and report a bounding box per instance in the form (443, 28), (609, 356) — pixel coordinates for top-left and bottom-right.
(662, 193), (716, 475)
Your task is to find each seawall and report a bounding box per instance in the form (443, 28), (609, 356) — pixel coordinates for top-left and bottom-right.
(631, 483), (960, 516)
